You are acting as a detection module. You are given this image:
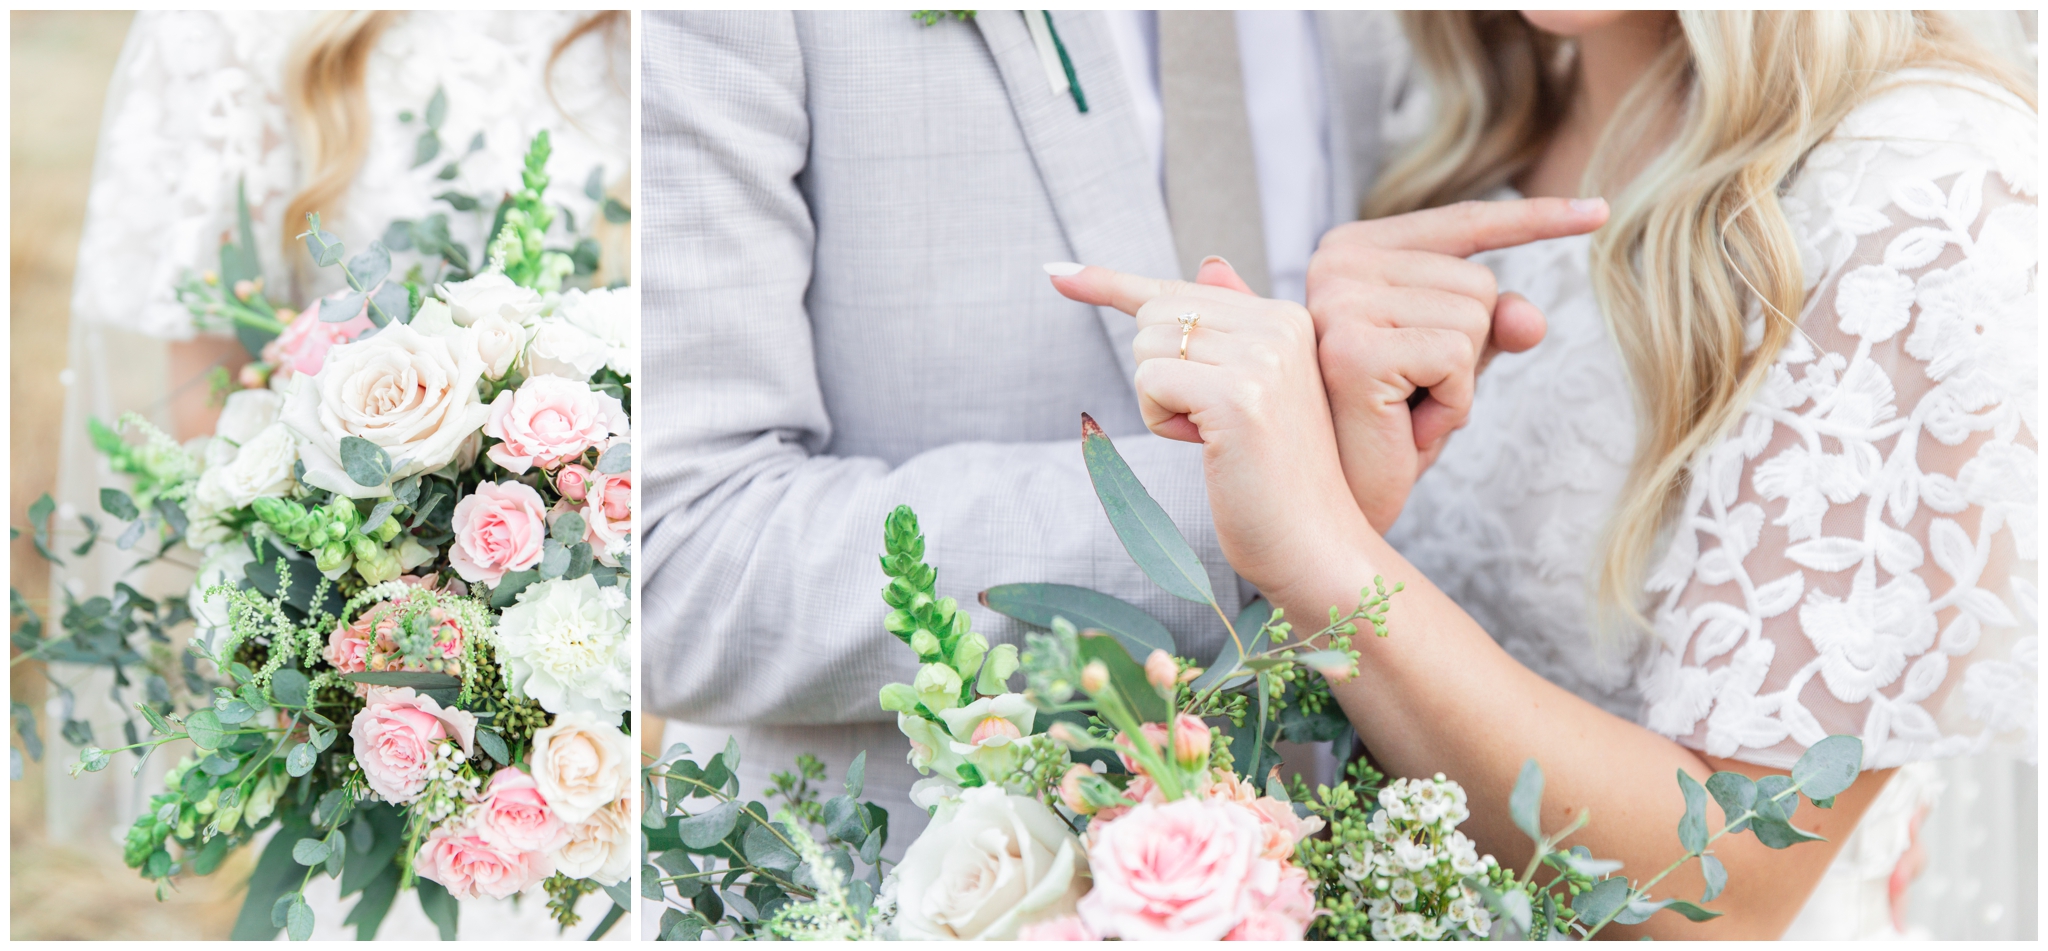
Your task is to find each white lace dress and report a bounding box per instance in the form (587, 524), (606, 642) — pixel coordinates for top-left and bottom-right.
(51, 10), (629, 941)
(1385, 72), (2036, 939)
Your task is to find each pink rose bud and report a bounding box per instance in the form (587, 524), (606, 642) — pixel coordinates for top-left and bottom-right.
(1047, 722), (1081, 747)
(238, 362), (272, 390)
(1080, 660), (1109, 695)
(1172, 713), (1210, 768)
(555, 464), (593, 502)
(233, 279), (258, 301)
(1145, 650), (1176, 691)
(1178, 666), (1202, 683)
(1059, 764), (1098, 815)
(971, 715), (1022, 746)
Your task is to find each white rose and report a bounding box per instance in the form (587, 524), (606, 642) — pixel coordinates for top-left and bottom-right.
(496, 576), (631, 722)
(554, 796), (634, 885)
(556, 286), (636, 376)
(529, 711), (635, 824)
(215, 388), (282, 445)
(211, 422), (298, 508)
(469, 313), (527, 380)
(282, 322), (492, 498)
(525, 317), (609, 381)
(889, 785), (1089, 940)
(436, 271), (544, 327)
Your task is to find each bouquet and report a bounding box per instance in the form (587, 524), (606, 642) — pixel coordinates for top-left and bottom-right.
(13, 128), (636, 940)
(644, 416), (1863, 941)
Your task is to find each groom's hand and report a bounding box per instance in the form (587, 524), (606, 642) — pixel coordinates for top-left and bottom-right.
(1307, 197), (1608, 532)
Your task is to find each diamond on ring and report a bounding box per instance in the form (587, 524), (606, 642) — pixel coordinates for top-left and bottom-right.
(1178, 311), (1200, 360)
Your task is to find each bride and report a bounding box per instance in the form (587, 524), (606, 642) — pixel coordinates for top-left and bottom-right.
(1053, 10), (2033, 939)
(52, 9), (628, 940)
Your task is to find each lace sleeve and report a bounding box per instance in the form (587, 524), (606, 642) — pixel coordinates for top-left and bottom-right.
(70, 11), (302, 340)
(1640, 75), (2038, 771)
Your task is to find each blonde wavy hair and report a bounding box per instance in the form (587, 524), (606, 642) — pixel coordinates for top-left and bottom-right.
(279, 11), (626, 261)
(1366, 11), (2034, 635)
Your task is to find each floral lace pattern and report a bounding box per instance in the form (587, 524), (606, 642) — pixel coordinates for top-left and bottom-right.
(1392, 72), (2037, 773)
(72, 10), (629, 340)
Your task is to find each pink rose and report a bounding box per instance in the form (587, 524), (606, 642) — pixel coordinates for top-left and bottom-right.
(477, 767), (567, 853)
(1018, 916), (1101, 941)
(1077, 797), (1278, 941)
(1250, 796), (1321, 861)
(482, 375), (627, 474)
(415, 821), (553, 900)
(348, 687), (478, 804)
(1225, 865), (1316, 940)
(325, 618), (371, 674)
(449, 481), (548, 584)
(582, 463), (631, 564)
(554, 463), (593, 502)
(261, 296), (374, 384)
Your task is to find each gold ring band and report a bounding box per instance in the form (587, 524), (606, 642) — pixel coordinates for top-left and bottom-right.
(1178, 311), (1201, 360)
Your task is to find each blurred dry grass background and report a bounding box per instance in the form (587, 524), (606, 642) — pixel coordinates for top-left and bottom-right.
(9, 10), (248, 940)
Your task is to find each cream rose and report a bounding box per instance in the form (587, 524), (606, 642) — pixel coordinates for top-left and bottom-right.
(208, 422), (298, 508)
(528, 710), (635, 824)
(436, 271), (544, 327)
(890, 785), (1089, 940)
(283, 322), (492, 498)
(554, 795), (634, 886)
(496, 576), (631, 720)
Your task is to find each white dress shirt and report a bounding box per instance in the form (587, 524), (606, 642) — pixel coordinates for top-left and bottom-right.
(1105, 10), (1335, 304)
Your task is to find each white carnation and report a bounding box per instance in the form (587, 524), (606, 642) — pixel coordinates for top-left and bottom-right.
(496, 576), (630, 722)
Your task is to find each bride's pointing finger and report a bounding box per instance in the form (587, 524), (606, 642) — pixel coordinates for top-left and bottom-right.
(1044, 262), (1254, 317)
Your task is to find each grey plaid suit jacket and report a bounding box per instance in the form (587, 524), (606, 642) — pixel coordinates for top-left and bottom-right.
(642, 9), (1408, 846)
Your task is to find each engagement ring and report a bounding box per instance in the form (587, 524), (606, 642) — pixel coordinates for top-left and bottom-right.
(1178, 311), (1201, 360)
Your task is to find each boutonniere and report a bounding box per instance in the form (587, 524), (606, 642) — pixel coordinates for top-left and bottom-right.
(914, 9), (1087, 114)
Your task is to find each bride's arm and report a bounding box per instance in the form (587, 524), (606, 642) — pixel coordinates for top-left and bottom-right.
(1050, 257), (1895, 940)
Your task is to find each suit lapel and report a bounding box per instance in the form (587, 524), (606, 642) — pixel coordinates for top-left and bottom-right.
(976, 10), (1176, 376)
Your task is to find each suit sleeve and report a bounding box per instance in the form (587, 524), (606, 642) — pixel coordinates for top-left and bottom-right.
(640, 12), (1234, 727)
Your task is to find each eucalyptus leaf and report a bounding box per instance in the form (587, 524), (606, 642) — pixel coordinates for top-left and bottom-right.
(1700, 853), (1728, 902)
(979, 583), (1173, 661)
(1191, 598), (1274, 693)
(551, 511), (587, 545)
(1080, 414), (1214, 605)
(380, 220), (415, 252)
(370, 281), (412, 327)
(1509, 758), (1545, 843)
(214, 698), (255, 725)
(346, 243), (391, 292)
(435, 190), (478, 211)
(475, 728), (510, 765)
(1571, 876), (1631, 928)
(539, 538), (570, 578)
(412, 130), (441, 169)
(601, 197), (631, 223)
(1663, 900), (1725, 922)
(359, 500), (397, 537)
(1704, 772), (1756, 834)
(286, 896), (315, 942)
(597, 441), (631, 474)
(100, 487), (139, 521)
(1076, 630), (1172, 723)
(845, 750), (867, 798)
(185, 709), (225, 751)
(424, 85), (447, 129)
(286, 742), (317, 777)
(269, 668), (310, 708)
(678, 800), (741, 850)
(744, 822), (799, 871)
(585, 165), (605, 202)
(293, 838), (330, 867)
(1791, 735), (1861, 802)
(324, 290), (365, 323)
(338, 437), (394, 488)
(1677, 769), (1709, 854)
(1612, 897), (1672, 925)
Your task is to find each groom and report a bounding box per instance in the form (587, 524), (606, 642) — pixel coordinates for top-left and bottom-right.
(642, 10), (1588, 846)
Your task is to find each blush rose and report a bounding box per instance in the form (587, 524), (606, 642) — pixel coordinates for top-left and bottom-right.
(482, 375), (628, 474)
(414, 821), (552, 900)
(348, 687), (477, 804)
(448, 480), (548, 585)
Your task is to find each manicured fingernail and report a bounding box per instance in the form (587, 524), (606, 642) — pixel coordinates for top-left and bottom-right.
(1570, 197), (1607, 215)
(1198, 255), (1232, 270)
(1043, 262), (1086, 277)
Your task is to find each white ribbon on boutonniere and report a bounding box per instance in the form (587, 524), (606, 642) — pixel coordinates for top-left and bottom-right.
(1022, 11), (1089, 113)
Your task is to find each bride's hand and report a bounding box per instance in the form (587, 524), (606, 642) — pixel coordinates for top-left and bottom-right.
(1049, 260), (1370, 600)
(1308, 197), (1609, 531)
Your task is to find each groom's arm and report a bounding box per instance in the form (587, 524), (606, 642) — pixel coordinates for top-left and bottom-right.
(641, 12), (1235, 727)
